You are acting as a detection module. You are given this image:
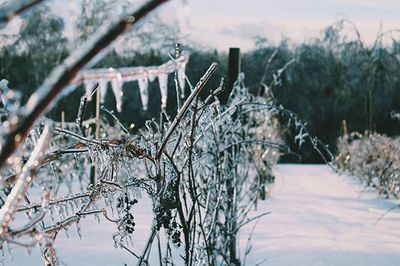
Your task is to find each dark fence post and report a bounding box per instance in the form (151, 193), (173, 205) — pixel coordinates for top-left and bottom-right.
(90, 89), (100, 185)
(220, 47), (240, 104)
(222, 47), (241, 265)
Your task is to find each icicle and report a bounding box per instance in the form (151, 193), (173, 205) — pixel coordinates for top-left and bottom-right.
(104, 196), (109, 207)
(178, 66), (186, 97)
(64, 226), (70, 238)
(148, 73), (156, 82)
(64, 203), (70, 216)
(58, 203), (64, 220)
(94, 212), (101, 224)
(84, 80), (96, 100)
(66, 174), (73, 194)
(158, 73), (168, 109)
(0, 247), (4, 266)
(98, 79), (108, 104)
(111, 74), (123, 112)
(109, 198), (115, 216)
(5, 241), (12, 261)
(49, 206), (55, 223)
(26, 246), (33, 255)
(69, 201), (75, 213)
(138, 76), (149, 111)
(75, 222), (82, 239)
(113, 235), (118, 248)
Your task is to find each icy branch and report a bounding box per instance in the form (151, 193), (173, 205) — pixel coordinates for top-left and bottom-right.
(0, 122), (52, 236)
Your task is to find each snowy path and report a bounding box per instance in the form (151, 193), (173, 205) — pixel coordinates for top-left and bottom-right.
(5, 165), (400, 265)
(242, 164), (400, 266)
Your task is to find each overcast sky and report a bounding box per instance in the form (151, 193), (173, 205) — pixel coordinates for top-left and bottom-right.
(165, 0), (400, 50)
(3, 0), (400, 51)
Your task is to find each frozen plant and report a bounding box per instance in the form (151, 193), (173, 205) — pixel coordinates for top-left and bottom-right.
(336, 132), (400, 198)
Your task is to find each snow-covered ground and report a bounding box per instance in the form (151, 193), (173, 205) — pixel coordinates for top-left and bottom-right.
(241, 164), (400, 266)
(4, 164), (400, 265)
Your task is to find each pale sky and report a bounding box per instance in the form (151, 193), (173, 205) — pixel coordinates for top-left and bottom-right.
(2, 0), (400, 51)
(165, 0), (400, 50)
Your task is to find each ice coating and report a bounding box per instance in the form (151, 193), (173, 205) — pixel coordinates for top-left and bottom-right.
(158, 73), (168, 108)
(178, 66), (186, 97)
(111, 75), (123, 113)
(98, 79), (108, 104)
(138, 76), (149, 111)
(84, 80), (96, 101)
(74, 51), (190, 111)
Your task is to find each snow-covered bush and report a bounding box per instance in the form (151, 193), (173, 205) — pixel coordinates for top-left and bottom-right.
(336, 132), (400, 198)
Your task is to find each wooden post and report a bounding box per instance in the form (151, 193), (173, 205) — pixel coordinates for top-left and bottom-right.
(220, 47), (240, 104)
(95, 88), (100, 139)
(61, 111), (65, 129)
(221, 48), (241, 266)
(90, 89), (101, 185)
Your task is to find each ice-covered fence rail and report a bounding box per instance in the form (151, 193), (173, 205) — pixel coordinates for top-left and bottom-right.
(0, 0), (170, 170)
(72, 51), (189, 111)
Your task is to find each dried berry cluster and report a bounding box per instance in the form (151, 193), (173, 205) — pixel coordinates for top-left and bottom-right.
(154, 204), (172, 230)
(154, 204), (182, 247)
(117, 193), (138, 235)
(167, 219), (182, 247)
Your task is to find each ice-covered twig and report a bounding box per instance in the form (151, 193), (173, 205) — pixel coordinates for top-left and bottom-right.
(0, 236), (39, 249)
(4, 144), (88, 185)
(198, 77), (226, 109)
(259, 49), (278, 92)
(234, 212), (270, 234)
(54, 127), (104, 145)
(242, 219), (260, 265)
(138, 227), (157, 266)
(373, 203), (400, 225)
(100, 106), (130, 134)
(9, 189), (50, 236)
(221, 140), (290, 153)
(120, 243), (140, 259)
(43, 209), (106, 234)
(0, 122), (52, 236)
(76, 83), (99, 136)
(16, 192), (90, 212)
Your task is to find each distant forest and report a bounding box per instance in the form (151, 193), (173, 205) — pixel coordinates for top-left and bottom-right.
(1, 3), (400, 162)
